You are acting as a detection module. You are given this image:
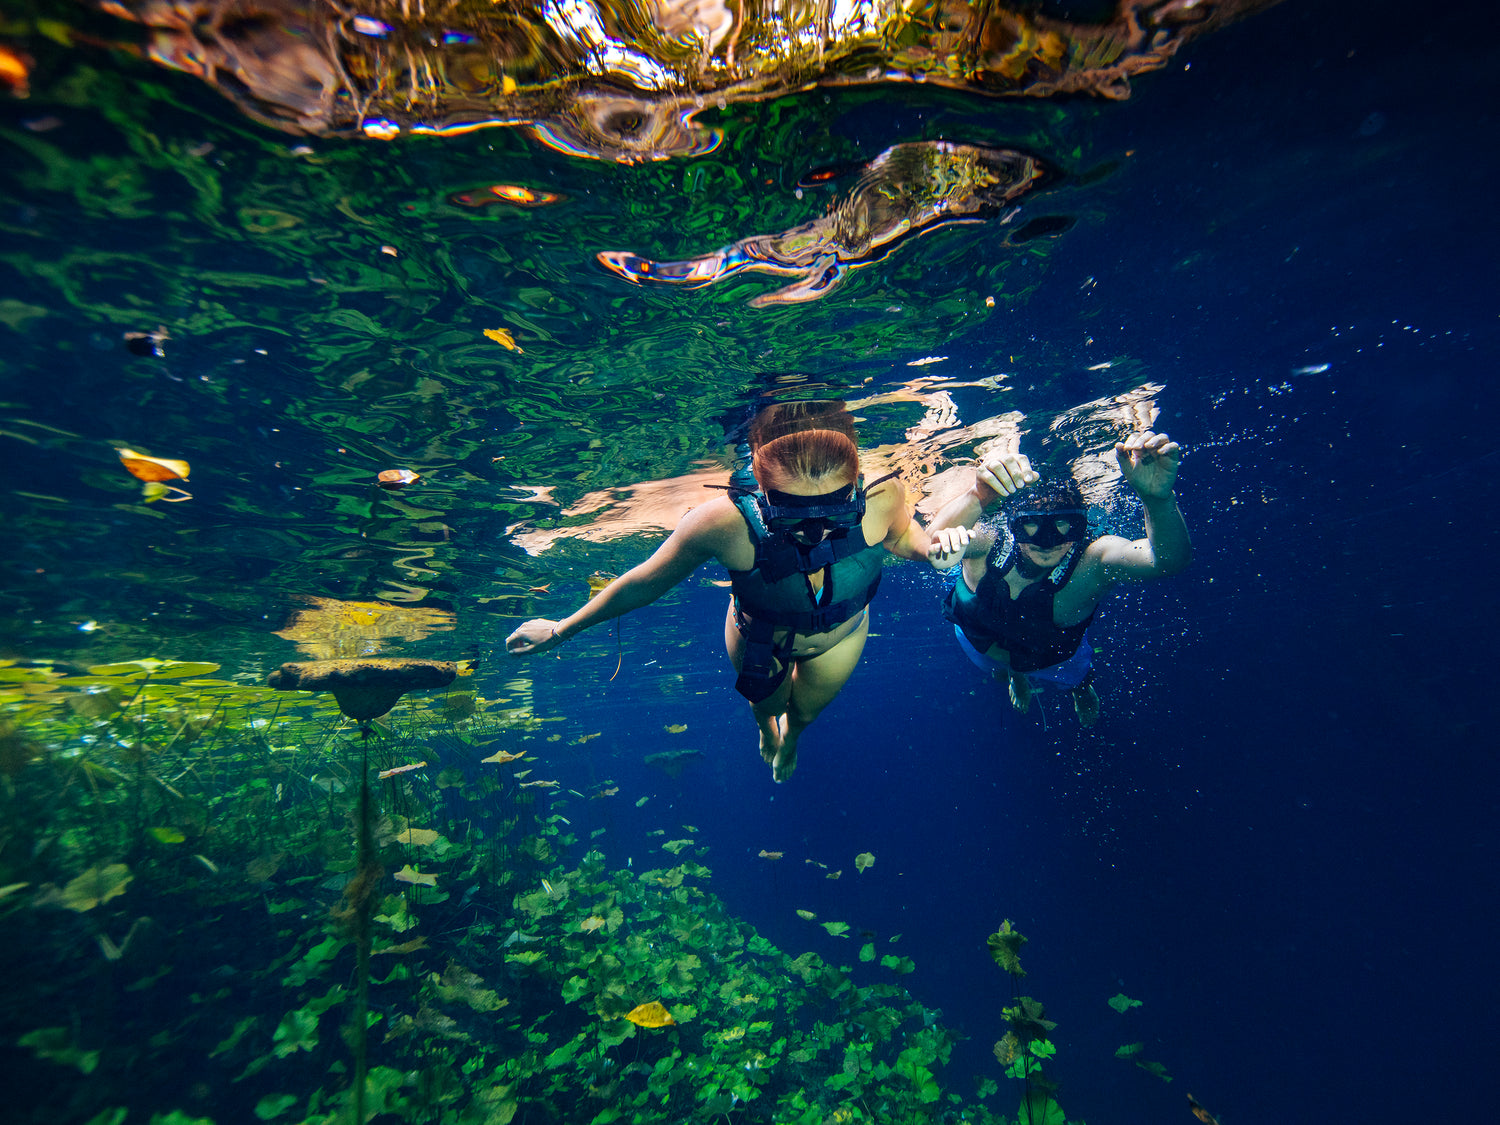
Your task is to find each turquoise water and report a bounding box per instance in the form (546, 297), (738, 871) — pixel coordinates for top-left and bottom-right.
(2, 2), (1496, 1123)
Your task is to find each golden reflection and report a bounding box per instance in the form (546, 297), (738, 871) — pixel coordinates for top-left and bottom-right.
(596, 141), (1044, 305)
(96, 1), (1283, 158)
(273, 595), (457, 659)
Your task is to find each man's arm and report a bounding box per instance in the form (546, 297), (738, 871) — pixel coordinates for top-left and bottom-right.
(1096, 432), (1191, 582)
(506, 502), (729, 655)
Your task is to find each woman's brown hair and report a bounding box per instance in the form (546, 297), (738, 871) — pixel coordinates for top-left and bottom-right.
(748, 401), (859, 489)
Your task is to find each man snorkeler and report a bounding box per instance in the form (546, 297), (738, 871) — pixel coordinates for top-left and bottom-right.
(924, 431), (1191, 726)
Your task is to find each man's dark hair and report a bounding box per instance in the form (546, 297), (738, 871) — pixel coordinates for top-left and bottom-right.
(1007, 478), (1086, 515)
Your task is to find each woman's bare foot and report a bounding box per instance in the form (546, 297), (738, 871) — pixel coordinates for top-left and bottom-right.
(772, 726), (800, 783)
(1007, 671), (1033, 713)
(758, 713), (785, 767)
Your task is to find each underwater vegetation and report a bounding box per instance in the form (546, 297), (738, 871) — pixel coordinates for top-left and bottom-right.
(1, 655), (1100, 1125)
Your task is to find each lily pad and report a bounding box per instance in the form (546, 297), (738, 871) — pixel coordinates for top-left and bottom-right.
(60, 864), (133, 912)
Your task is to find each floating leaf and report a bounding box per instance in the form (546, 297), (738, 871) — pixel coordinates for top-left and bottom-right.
(483, 327), (524, 352)
(377, 468), (420, 489)
(661, 839), (694, 855)
(393, 865), (437, 887)
(623, 1001), (676, 1028)
(820, 921), (850, 937)
(854, 852), (875, 873)
(664, 723), (687, 734)
(378, 761), (426, 779)
(1107, 992), (1142, 1014)
(60, 864), (133, 912)
(481, 748), (525, 764)
(796, 909), (816, 921)
(116, 448), (189, 482)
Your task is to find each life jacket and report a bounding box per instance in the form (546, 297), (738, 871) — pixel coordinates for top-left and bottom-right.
(943, 538), (1093, 673)
(720, 465), (889, 702)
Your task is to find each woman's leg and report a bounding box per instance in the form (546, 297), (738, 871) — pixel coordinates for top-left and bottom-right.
(775, 612), (870, 781)
(724, 602), (795, 767)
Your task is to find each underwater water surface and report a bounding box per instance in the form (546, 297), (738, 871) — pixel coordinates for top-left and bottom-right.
(2, 1), (1498, 1124)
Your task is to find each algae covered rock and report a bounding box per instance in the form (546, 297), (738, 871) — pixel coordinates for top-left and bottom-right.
(267, 658), (457, 721)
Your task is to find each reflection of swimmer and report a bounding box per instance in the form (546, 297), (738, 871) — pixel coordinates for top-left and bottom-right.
(597, 141), (1044, 306)
(506, 401), (954, 782)
(926, 434), (1190, 726)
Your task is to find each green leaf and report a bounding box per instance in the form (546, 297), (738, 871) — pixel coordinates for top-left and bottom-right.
(253, 1093), (298, 1120)
(271, 1006), (319, 1057)
(819, 921), (850, 937)
(148, 827), (186, 844)
(1107, 992), (1143, 1013)
(858, 942), (876, 963)
(986, 920), (1027, 976)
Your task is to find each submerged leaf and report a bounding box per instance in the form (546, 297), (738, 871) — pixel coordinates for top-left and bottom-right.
(60, 864), (133, 912)
(393, 865), (438, 887)
(481, 748), (526, 764)
(623, 1001), (676, 1028)
(1107, 992), (1143, 1014)
(987, 919), (1028, 976)
(796, 909), (816, 920)
(116, 448), (190, 482)
(854, 852), (875, 873)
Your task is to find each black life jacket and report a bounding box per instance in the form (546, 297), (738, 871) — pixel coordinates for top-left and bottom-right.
(943, 538), (1093, 673)
(720, 469), (889, 702)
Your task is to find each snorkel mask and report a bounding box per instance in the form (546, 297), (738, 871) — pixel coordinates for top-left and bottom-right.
(758, 480), (866, 540)
(1009, 507), (1089, 549)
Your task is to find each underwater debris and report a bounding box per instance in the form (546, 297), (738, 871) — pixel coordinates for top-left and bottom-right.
(378, 761), (426, 779)
(643, 748), (704, 778)
(1188, 1094), (1223, 1125)
(480, 748), (526, 764)
(267, 658), (457, 721)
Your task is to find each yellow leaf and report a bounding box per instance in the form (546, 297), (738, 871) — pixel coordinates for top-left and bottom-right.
(664, 724), (688, 734)
(116, 448), (190, 482)
(397, 828), (440, 847)
(854, 852), (875, 873)
(393, 864), (438, 887)
(579, 915), (607, 932)
(483, 327), (523, 352)
(796, 909), (816, 920)
(481, 749), (526, 764)
(623, 1001), (676, 1028)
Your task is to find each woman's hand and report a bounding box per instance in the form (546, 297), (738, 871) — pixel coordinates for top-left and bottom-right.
(506, 619), (564, 656)
(927, 526), (973, 570)
(975, 451), (1038, 505)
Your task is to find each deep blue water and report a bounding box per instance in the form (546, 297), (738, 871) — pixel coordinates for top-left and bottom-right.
(510, 4), (1500, 1121)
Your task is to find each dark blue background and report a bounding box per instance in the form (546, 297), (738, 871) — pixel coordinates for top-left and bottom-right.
(519, 3), (1500, 1122)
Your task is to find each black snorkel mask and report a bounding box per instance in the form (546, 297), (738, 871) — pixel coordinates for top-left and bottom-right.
(758, 481), (866, 541)
(1010, 508), (1089, 549)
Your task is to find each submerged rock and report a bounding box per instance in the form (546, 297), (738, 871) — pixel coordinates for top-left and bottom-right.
(267, 658), (457, 721)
